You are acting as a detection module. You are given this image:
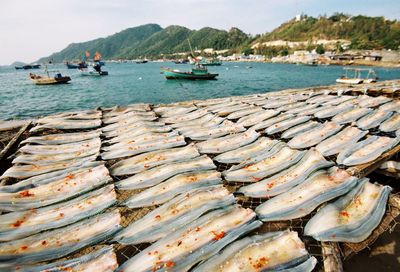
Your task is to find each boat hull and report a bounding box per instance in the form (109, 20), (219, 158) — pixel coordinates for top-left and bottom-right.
(30, 77), (71, 85)
(80, 71), (108, 76)
(162, 68), (218, 80)
(336, 78), (363, 84)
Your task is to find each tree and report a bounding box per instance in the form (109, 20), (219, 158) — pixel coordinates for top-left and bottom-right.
(280, 47), (289, 56)
(316, 44), (325, 54)
(241, 47), (254, 56)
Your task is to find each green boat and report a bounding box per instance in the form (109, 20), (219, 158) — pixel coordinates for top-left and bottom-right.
(200, 59), (222, 66)
(161, 65), (218, 80)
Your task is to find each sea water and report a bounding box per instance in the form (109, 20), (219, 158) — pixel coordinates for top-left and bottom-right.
(0, 62), (399, 120)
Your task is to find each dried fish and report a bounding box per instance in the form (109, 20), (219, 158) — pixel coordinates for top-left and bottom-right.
(183, 122), (246, 141)
(116, 155), (216, 190)
(223, 145), (305, 182)
(101, 135), (186, 160)
(196, 129), (260, 154)
(314, 101), (355, 119)
(0, 164), (112, 211)
(316, 126), (368, 157)
(256, 168), (359, 221)
(160, 108), (209, 124)
(265, 116), (311, 135)
(356, 110), (393, 130)
(0, 210), (121, 264)
(250, 113), (294, 131)
(281, 120), (319, 139)
(7, 246), (118, 272)
(226, 106), (263, 120)
(30, 119), (101, 133)
(19, 138), (101, 155)
(115, 186), (235, 244)
(332, 107), (373, 124)
(0, 185), (116, 242)
(193, 231), (317, 272)
(20, 130), (101, 145)
(238, 148), (334, 198)
(337, 135), (400, 166)
(288, 122), (343, 149)
(110, 144), (200, 176)
(237, 109), (280, 127)
(305, 179), (391, 243)
(123, 171), (222, 208)
(214, 137), (279, 164)
(379, 113), (400, 133)
(116, 206), (261, 272)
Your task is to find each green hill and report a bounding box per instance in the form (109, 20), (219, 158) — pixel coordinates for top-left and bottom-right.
(39, 24), (250, 62)
(256, 13), (400, 50)
(38, 14), (400, 63)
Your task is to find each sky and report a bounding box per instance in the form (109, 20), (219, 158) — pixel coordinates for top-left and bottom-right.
(1, 0), (399, 65)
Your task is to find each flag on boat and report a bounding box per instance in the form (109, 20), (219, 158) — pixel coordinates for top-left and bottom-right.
(94, 51), (102, 61)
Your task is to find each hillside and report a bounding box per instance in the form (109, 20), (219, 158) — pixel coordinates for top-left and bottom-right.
(39, 24), (250, 62)
(256, 13), (400, 50)
(38, 14), (400, 63)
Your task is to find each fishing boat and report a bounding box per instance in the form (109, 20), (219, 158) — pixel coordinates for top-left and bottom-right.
(136, 59), (148, 64)
(29, 72), (71, 85)
(79, 70), (109, 76)
(66, 61), (88, 69)
(15, 64), (41, 70)
(336, 68), (378, 84)
(188, 56), (222, 66)
(174, 59), (189, 64)
(161, 65), (218, 80)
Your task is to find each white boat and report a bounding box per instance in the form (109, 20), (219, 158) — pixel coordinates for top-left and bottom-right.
(336, 68), (377, 84)
(79, 70), (108, 76)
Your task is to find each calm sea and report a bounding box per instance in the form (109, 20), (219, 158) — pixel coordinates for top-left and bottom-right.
(1, 62), (399, 120)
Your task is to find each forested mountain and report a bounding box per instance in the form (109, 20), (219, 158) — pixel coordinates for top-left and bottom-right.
(38, 14), (400, 62)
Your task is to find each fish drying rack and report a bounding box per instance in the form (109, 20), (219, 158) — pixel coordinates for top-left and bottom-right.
(1, 80), (400, 272)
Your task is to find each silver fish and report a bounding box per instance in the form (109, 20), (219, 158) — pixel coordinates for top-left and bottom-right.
(288, 122), (343, 149)
(183, 122), (246, 141)
(214, 137), (279, 164)
(304, 179), (391, 243)
(0, 162), (103, 193)
(18, 138), (101, 155)
(357, 95), (392, 108)
(116, 155), (216, 190)
(102, 131), (179, 152)
(226, 107), (263, 120)
(316, 126), (368, 157)
(281, 120), (319, 139)
(250, 113), (294, 131)
(314, 102), (355, 119)
(379, 100), (400, 112)
(223, 145), (305, 182)
(255, 167), (359, 221)
(238, 148), (334, 198)
(101, 135), (186, 160)
(379, 112), (400, 132)
(30, 119), (101, 133)
(337, 135), (400, 166)
(332, 107), (373, 125)
(123, 170), (222, 208)
(154, 106), (197, 117)
(0, 155), (98, 179)
(103, 111), (156, 124)
(110, 144), (200, 176)
(193, 231), (317, 272)
(0, 185), (116, 242)
(237, 109), (280, 127)
(0, 210), (121, 264)
(160, 108), (209, 124)
(0, 164), (112, 211)
(265, 116), (311, 135)
(116, 205), (261, 272)
(20, 130), (101, 145)
(8, 246), (118, 272)
(196, 129), (260, 154)
(115, 186), (235, 244)
(356, 110), (393, 130)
